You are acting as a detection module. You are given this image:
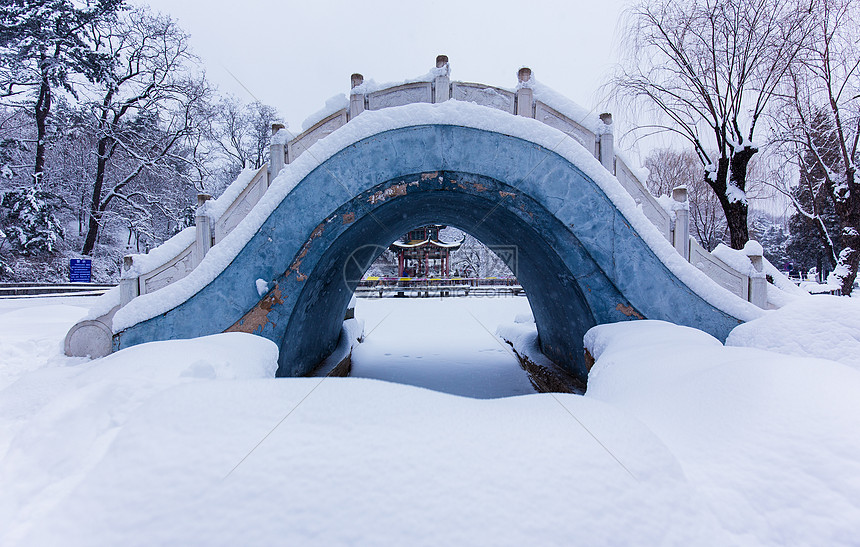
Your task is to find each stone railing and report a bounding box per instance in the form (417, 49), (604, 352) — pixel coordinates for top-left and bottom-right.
(118, 164), (269, 306)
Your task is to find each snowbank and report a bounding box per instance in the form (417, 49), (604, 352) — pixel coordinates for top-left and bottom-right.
(726, 295), (860, 371)
(5, 295), (860, 545)
(586, 320), (860, 546)
(113, 100), (762, 333)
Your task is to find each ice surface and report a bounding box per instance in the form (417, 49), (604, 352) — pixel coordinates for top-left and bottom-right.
(351, 297), (536, 398)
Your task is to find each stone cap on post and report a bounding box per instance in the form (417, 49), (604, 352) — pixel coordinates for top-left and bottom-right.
(350, 74), (366, 119)
(517, 67), (532, 84)
(516, 67), (534, 118)
(672, 186), (688, 203)
(434, 54), (450, 103)
(269, 123), (287, 183)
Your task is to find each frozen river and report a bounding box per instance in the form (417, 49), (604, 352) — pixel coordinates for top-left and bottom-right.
(351, 296), (537, 398)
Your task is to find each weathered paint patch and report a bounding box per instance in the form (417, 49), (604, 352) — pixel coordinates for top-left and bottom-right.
(499, 191), (516, 199)
(342, 212), (355, 224)
(368, 183), (408, 204)
(420, 171), (438, 180)
(456, 179), (488, 192)
(615, 303), (644, 320)
(287, 215), (335, 280)
(226, 285), (284, 334)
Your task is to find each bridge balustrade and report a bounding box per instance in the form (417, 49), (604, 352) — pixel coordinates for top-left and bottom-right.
(115, 56), (771, 317)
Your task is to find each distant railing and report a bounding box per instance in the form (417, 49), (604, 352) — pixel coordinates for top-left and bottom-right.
(0, 282), (115, 298)
(355, 277), (525, 298)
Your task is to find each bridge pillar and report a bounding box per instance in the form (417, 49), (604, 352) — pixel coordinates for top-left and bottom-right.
(119, 256), (139, 306)
(194, 193), (212, 267)
(434, 55), (450, 103)
(598, 113), (615, 174)
(516, 67), (534, 118)
(672, 186), (690, 261)
(349, 73), (366, 120)
(269, 122), (285, 182)
(745, 242), (768, 308)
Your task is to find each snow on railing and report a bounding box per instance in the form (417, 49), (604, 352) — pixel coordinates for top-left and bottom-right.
(118, 164), (269, 307)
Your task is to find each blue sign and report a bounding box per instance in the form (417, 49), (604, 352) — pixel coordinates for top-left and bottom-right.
(69, 259), (92, 283)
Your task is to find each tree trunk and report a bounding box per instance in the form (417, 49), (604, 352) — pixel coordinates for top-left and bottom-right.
(33, 55), (51, 186)
(833, 170), (859, 296)
(81, 136), (111, 255)
(706, 152), (753, 250)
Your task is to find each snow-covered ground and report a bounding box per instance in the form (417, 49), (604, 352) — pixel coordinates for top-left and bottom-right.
(1, 294), (859, 545)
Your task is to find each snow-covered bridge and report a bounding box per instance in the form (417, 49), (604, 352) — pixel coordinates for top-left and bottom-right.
(66, 56), (791, 383)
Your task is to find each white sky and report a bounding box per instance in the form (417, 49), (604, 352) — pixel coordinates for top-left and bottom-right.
(133, 0), (789, 216)
(138, 0), (632, 135)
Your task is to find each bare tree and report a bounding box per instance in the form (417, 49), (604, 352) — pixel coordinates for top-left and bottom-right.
(207, 97), (279, 188)
(770, 0), (860, 294)
(79, 8), (210, 255)
(611, 0), (809, 249)
(644, 148), (730, 250)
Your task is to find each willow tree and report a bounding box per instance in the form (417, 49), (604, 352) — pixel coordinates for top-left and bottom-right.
(771, 0), (860, 294)
(612, 0), (809, 249)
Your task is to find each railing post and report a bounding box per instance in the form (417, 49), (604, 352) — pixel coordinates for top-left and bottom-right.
(516, 67), (534, 118)
(269, 122), (285, 183)
(745, 241), (768, 308)
(434, 55), (450, 103)
(598, 113), (615, 174)
(349, 73), (366, 120)
(120, 255), (139, 306)
(672, 186), (690, 261)
(194, 193), (212, 267)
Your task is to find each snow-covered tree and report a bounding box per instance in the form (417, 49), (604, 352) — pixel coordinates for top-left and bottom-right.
(204, 96), (279, 192)
(77, 7), (209, 255)
(0, 186), (63, 254)
(771, 0), (860, 294)
(751, 214), (790, 269)
(0, 0), (125, 185)
(611, 0), (810, 249)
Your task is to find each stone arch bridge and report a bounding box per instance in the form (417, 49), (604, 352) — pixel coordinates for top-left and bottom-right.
(66, 56), (770, 383)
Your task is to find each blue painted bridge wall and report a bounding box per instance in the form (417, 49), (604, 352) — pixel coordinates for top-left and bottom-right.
(114, 125), (742, 381)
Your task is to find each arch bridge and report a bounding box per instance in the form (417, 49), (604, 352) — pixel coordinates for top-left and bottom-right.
(65, 56), (769, 384)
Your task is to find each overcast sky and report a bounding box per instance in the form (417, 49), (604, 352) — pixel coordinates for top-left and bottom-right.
(138, 0), (632, 135)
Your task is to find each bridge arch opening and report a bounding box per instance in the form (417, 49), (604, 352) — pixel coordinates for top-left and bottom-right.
(279, 171), (599, 381)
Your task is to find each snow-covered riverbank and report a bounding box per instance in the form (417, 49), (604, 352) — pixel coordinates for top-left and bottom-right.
(0, 294), (858, 545)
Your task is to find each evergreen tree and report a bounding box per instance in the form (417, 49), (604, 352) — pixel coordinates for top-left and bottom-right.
(0, 186), (63, 254)
(0, 0), (125, 185)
